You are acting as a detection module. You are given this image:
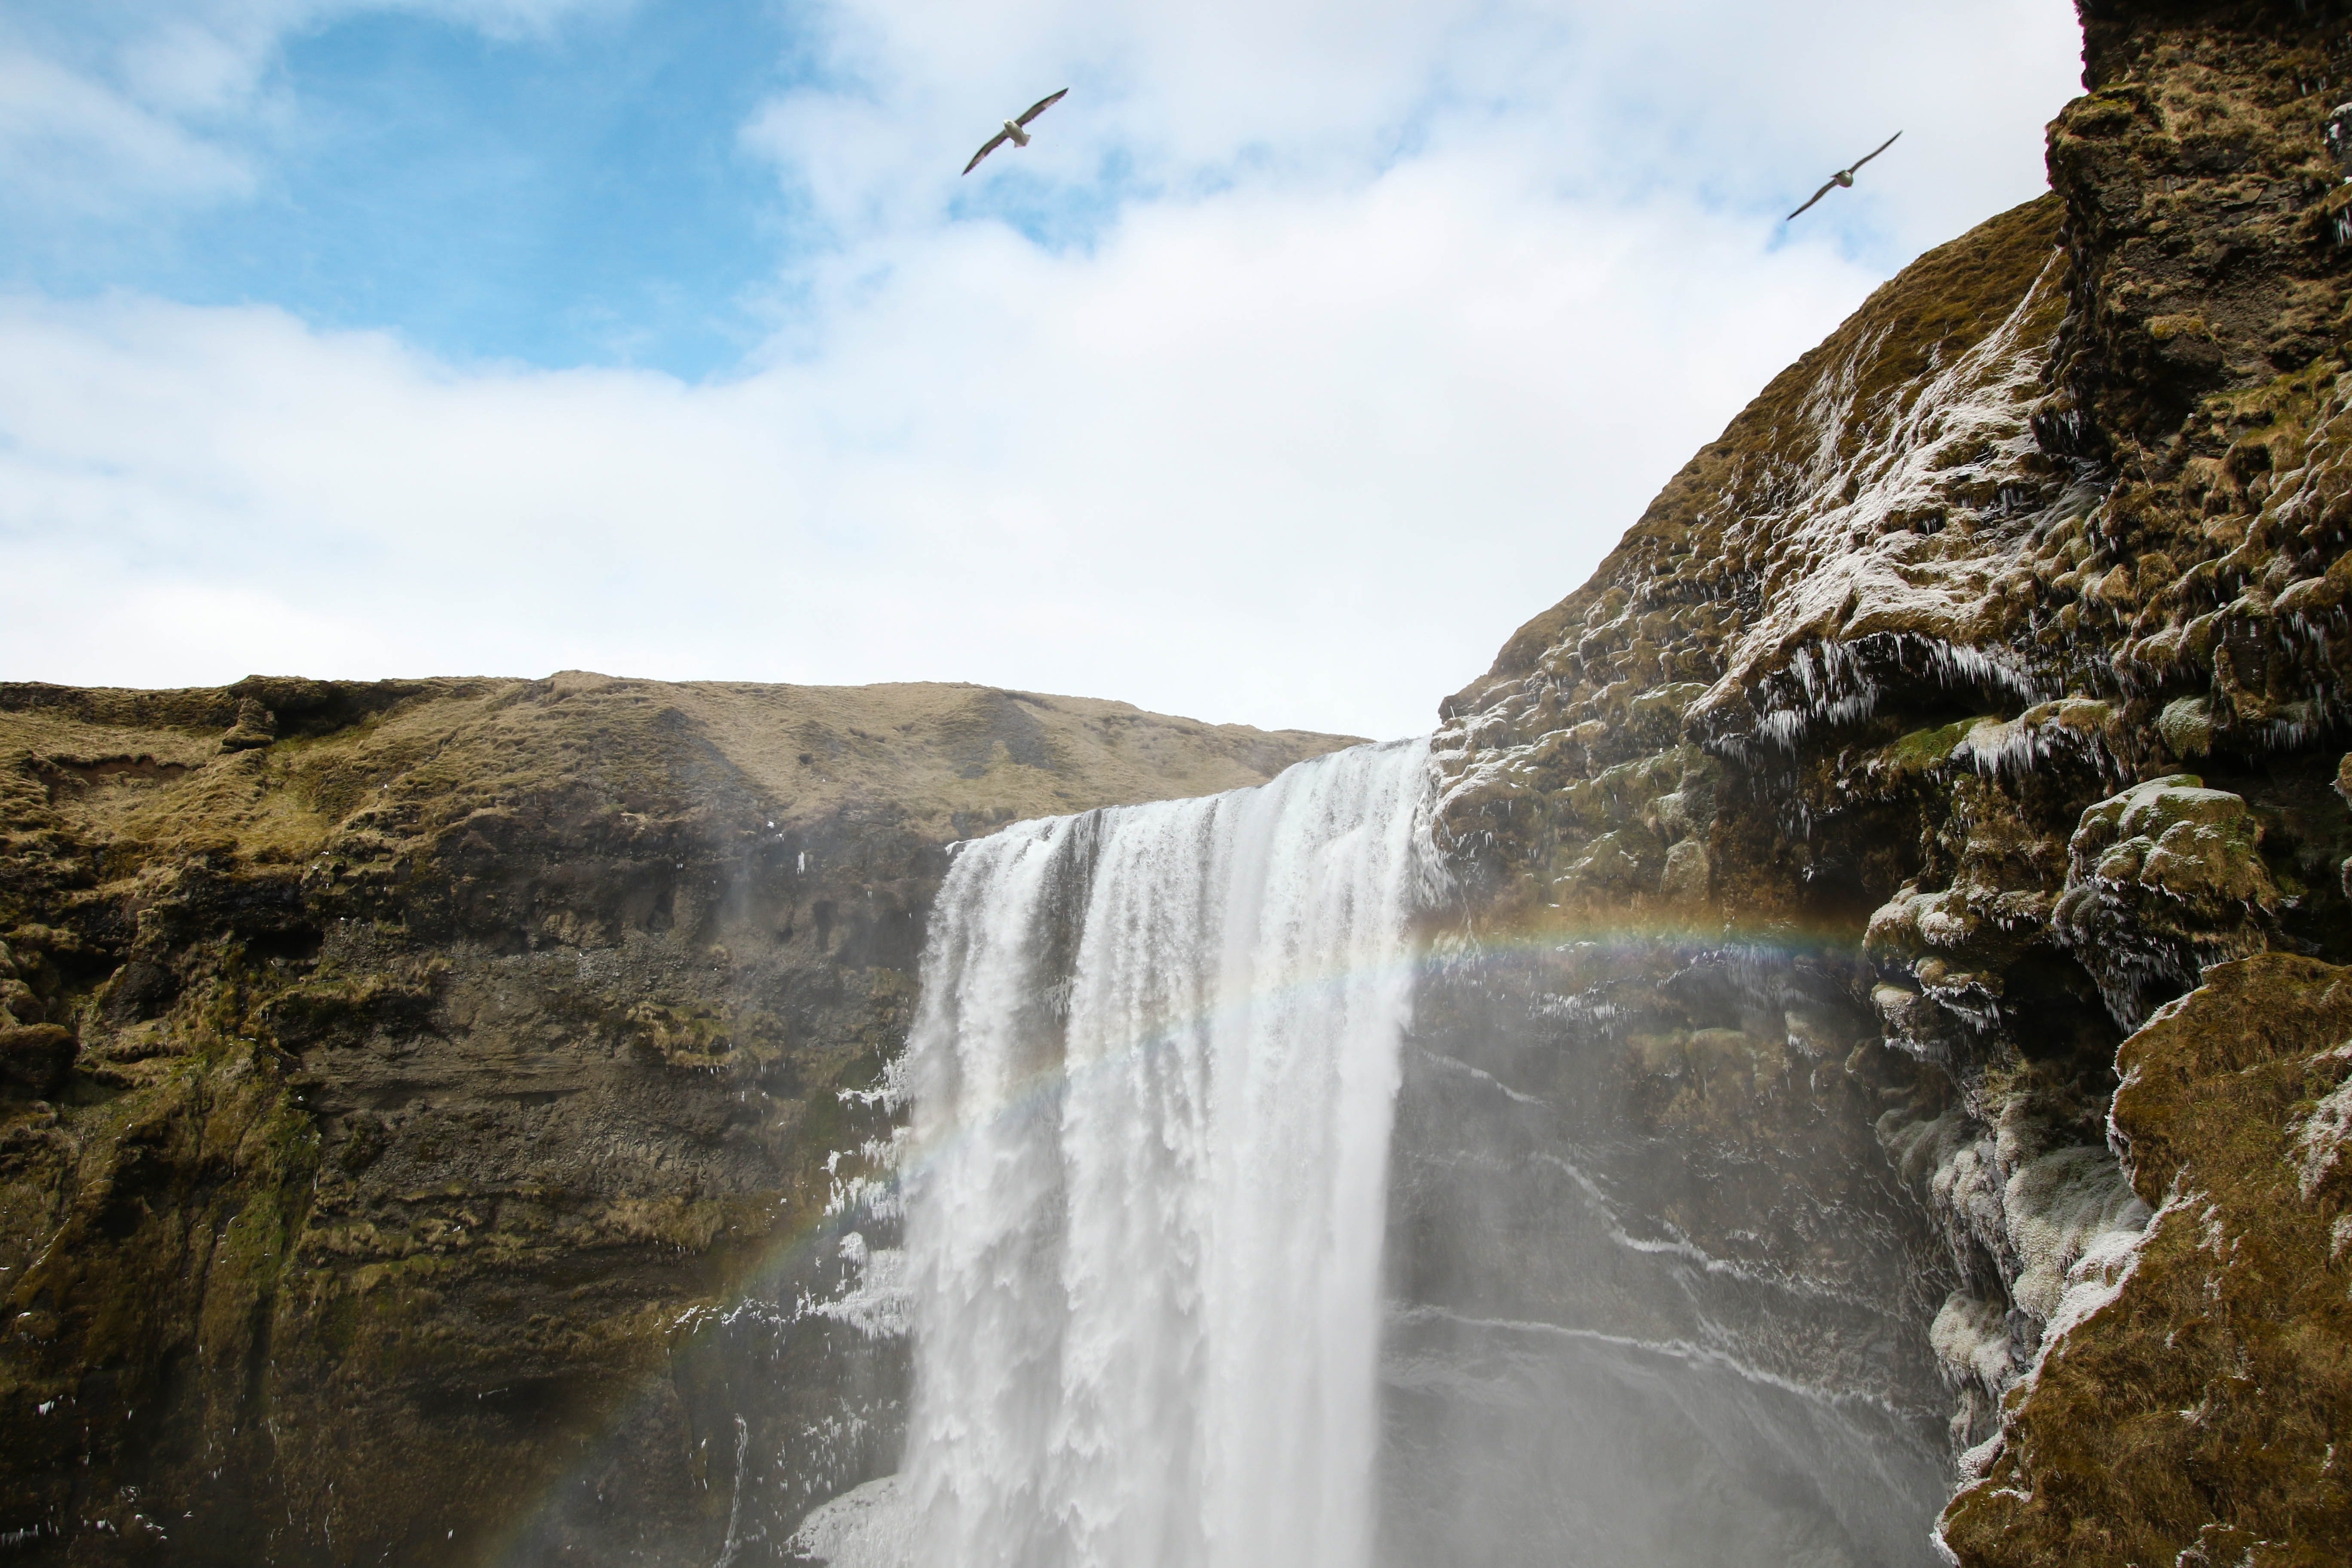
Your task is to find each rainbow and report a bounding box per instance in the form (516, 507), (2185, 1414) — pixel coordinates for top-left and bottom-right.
(489, 901), (1880, 1561)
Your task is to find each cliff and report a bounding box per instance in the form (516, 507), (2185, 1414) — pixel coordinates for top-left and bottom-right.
(1426, 0), (2352, 1561)
(12, 0), (2352, 1562)
(0, 674), (1351, 1562)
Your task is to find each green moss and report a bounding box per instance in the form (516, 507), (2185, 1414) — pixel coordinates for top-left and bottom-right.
(1876, 717), (1996, 781)
(1942, 956), (2352, 1566)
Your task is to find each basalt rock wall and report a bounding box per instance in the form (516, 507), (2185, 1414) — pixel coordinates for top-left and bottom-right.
(0, 674), (1350, 1565)
(1411, 1), (2352, 1561)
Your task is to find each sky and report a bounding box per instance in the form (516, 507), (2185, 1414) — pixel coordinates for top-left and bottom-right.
(0, 0), (2088, 741)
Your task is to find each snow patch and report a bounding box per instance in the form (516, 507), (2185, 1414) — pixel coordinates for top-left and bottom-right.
(2293, 1073), (2352, 1200)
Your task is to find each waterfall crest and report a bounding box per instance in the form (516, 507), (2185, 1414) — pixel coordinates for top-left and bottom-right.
(890, 738), (1432, 1568)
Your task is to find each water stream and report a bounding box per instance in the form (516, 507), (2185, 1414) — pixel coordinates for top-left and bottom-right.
(800, 740), (1434, 1568)
(791, 732), (1950, 1568)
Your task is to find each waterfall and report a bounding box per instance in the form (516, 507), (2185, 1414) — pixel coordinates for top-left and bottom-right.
(876, 738), (1432, 1568)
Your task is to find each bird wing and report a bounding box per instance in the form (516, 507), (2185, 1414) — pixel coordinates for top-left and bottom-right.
(1787, 178), (1839, 221)
(963, 129), (1011, 175)
(1015, 87), (1069, 127)
(1846, 130), (1902, 176)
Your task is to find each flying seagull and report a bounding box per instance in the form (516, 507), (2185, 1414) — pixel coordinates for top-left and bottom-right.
(963, 89), (1070, 175)
(1786, 132), (1902, 221)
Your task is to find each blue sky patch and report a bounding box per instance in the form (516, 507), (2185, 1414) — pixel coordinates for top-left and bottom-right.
(8, 0), (816, 378)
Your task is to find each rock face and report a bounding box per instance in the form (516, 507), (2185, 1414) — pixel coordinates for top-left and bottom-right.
(0, 674), (1352, 1565)
(1415, 0), (2352, 1561)
(12, 3), (2352, 1563)
(1382, 193), (2081, 1568)
(1941, 954), (2352, 1565)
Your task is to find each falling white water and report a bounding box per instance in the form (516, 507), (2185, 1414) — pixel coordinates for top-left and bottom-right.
(856, 739), (1432, 1568)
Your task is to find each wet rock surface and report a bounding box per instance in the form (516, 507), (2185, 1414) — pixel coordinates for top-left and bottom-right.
(1381, 934), (1956, 1566)
(0, 675), (1350, 1565)
(1409, 2), (2352, 1560)
(1942, 953), (2352, 1566)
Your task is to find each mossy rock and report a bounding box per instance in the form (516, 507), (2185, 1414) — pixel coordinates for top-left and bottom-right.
(1942, 954), (2352, 1566)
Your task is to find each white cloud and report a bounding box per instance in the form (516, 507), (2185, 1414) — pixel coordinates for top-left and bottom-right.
(0, 50), (256, 215)
(7, 157), (1862, 736)
(0, 0), (2086, 738)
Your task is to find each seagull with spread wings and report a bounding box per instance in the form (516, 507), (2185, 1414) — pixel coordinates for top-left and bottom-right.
(963, 89), (1070, 175)
(1786, 132), (1902, 221)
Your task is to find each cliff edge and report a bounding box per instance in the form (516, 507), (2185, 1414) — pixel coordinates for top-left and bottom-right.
(1430, 1), (2352, 1561)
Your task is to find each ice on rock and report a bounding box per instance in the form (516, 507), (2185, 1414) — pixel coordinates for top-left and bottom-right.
(1883, 1091), (2153, 1421)
(2055, 776), (2280, 1028)
(1695, 253), (2074, 750)
(1929, 1293), (2018, 1401)
(2000, 1145), (2150, 1323)
(2293, 1069), (2352, 1200)
(788, 1474), (913, 1568)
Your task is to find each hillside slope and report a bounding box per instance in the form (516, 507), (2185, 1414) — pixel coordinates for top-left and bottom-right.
(0, 674), (1352, 1564)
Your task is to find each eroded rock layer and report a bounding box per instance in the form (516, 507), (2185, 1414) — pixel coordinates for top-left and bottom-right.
(0, 675), (1350, 1565)
(1418, 2), (2352, 1562)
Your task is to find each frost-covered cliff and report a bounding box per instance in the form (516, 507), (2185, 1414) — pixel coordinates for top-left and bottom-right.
(1426, 1), (2352, 1559)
